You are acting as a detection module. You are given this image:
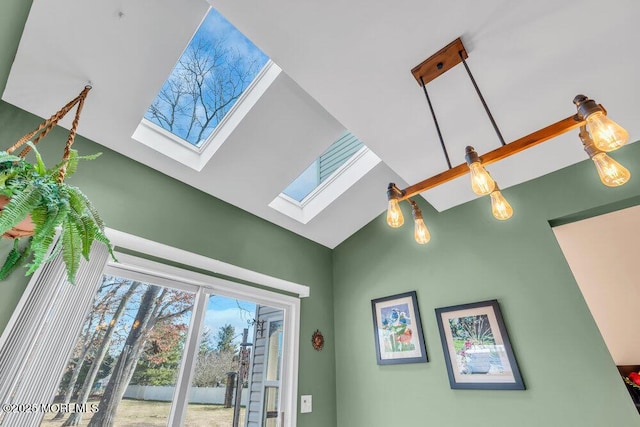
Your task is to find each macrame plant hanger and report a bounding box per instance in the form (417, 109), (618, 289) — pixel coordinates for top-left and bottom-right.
(7, 85), (92, 183)
(1, 85), (92, 238)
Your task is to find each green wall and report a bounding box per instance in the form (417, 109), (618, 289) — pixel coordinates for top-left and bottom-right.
(0, 1), (336, 425)
(333, 143), (640, 426)
(3, 1), (640, 426)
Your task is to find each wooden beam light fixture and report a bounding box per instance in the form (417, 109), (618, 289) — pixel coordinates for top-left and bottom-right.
(389, 37), (631, 244)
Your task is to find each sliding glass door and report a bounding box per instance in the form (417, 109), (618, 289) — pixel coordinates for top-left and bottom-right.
(41, 260), (288, 427)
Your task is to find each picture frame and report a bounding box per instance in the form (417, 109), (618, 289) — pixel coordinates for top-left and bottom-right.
(435, 299), (525, 390)
(371, 291), (427, 365)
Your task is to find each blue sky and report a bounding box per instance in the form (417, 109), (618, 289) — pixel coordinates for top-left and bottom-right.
(282, 134), (363, 201)
(202, 295), (257, 346)
(144, 7), (269, 146)
(282, 161), (319, 201)
(194, 8), (268, 64)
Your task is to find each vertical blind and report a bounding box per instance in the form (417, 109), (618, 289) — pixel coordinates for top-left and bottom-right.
(0, 242), (109, 426)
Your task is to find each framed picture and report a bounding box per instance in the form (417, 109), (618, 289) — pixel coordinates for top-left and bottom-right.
(371, 291), (427, 365)
(435, 299), (524, 390)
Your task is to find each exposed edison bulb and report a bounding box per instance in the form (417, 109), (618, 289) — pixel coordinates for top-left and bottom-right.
(469, 162), (496, 195)
(410, 200), (430, 244)
(386, 199), (404, 228)
(586, 111), (629, 152)
(591, 152), (631, 187)
(413, 217), (431, 244)
(490, 190), (513, 220)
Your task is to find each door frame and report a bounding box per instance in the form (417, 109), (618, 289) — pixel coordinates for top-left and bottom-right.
(104, 228), (306, 427)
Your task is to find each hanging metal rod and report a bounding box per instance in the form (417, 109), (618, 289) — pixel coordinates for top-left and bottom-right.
(458, 51), (507, 146)
(420, 76), (452, 169)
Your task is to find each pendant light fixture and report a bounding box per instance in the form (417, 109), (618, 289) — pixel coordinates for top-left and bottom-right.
(386, 183), (405, 228)
(574, 95), (629, 152)
(386, 37), (631, 244)
(410, 200), (431, 244)
(489, 184), (513, 221)
(580, 126), (631, 187)
(465, 146), (495, 196)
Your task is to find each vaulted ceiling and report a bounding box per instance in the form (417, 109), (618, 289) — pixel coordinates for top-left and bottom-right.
(3, 0), (639, 247)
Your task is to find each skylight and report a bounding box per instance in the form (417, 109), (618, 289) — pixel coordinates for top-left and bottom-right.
(270, 133), (381, 224)
(143, 8), (269, 147)
(282, 133), (364, 202)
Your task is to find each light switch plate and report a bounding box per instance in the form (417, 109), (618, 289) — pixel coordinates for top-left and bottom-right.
(300, 395), (312, 413)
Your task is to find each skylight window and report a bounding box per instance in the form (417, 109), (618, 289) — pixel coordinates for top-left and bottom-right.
(133, 7), (280, 171)
(271, 133), (380, 224)
(282, 133), (364, 202)
(144, 8), (269, 147)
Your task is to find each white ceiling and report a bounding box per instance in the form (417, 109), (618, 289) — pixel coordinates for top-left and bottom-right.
(3, 0), (640, 248)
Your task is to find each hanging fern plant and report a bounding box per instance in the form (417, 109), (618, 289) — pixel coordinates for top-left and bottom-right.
(0, 145), (114, 283)
(0, 86), (115, 283)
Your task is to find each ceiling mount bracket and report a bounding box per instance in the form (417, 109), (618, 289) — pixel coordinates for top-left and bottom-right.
(411, 37), (467, 86)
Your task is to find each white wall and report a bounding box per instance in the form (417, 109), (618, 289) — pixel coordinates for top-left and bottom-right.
(553, 205), (640, 365)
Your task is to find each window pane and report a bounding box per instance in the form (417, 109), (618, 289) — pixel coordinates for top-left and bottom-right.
(263, 386), (279, 427)
(265, 320), (283, 382)
(183, 295), (256, 426)
(282, 132), (364, 202)
(144, 8), (269, 147)
(41, 275), (195, 426)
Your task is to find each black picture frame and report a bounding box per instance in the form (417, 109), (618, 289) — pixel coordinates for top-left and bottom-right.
(435, 299), (525, 390)
(371, 291), (428, 365)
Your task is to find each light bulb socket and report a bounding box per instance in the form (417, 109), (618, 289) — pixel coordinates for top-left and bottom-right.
(491, 182), (501, 193)
(409, 199), (423, 220)
(387, 183), (404, 201)
(579, 125), (602, 158)
(583, 142), (601, 159)
(573, 94), (604, 120)
(465, 146), (480, 165)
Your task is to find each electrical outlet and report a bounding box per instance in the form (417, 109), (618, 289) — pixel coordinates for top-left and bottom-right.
(300, 395), (312, 413)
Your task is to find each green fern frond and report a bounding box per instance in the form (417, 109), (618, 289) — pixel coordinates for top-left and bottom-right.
(51, 150), (102, 179)
(80, 220), (95, 260)
(0, 152), (23, 165)
(66, 189), (95, 259)
(76, 152), (102, 161)
(64, 149), (78, 178)
(42, 240), (62, 264)
(26, 202), (69, 276)
(61, 217), (82, 284)
(26, 142), (47, 176)
(29, 204), (48, 229)
(26, 205), (51, 269)
(74, 214), (95, 261)
(0, 185), (41, 236)
(67, 186), (105, 231)
(93, 228), (117, 262)
(0, 246), (22, 280)
(67, 185), (84, 215)
(56, 149), (78, 178)
(0, 239), (26, 280)
(0, 172), (11, 187)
